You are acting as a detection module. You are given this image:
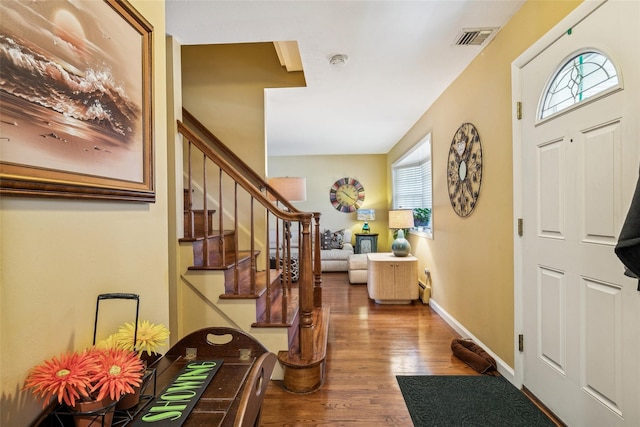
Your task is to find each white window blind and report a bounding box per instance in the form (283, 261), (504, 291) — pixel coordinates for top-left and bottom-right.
(392, 133), (432, 233)
(393, 161), (431, 209)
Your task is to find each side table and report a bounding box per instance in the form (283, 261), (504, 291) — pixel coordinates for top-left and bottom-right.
(367, 252), (418, 304)
(355, 233), (378, 254)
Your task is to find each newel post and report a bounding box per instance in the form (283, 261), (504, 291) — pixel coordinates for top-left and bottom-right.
(313, 214), (322, 307)
(299, 215), (314, 360)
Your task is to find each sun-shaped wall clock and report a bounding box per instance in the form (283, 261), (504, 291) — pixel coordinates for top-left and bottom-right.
(447, 123), (483, 217)
(329, 177), (365, 213)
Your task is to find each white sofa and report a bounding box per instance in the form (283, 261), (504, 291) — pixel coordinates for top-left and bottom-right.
(269, 228), (353, 272)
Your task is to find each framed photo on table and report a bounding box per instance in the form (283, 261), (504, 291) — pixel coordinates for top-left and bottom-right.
(0, 0), (154, 202)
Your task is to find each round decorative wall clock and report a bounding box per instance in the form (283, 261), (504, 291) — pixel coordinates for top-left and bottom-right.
(447, 122), (483, 217)
(329, 177), (365, 213)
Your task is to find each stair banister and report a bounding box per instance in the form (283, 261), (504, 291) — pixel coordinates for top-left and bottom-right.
(183, 108), (266, 191)
(178, 115), (326, 390)
(178, 121), (307, 222)
(183, 108), (301, 214)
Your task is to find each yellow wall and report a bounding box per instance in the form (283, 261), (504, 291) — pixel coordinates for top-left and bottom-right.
(268, 155), (389, 248)
(181, 43), (306, 177)
(388, 0), (581, 367)
(0, 2), (168, 425)
(180, 42), (306, 253)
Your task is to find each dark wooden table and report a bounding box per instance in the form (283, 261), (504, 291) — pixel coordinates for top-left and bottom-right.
(35, 327), (277, 427)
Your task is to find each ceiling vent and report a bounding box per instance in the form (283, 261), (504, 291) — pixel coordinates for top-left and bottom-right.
(454, 28), (498, 46)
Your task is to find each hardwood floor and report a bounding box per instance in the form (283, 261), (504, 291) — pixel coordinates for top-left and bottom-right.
(260, 272), (479, 426)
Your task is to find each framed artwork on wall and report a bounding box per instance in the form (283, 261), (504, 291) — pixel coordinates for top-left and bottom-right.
(447, 122), (483, 217)
(0, 0), (154, 202)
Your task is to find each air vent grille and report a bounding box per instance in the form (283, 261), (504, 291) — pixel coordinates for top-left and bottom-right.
(455, 28), (498, 46)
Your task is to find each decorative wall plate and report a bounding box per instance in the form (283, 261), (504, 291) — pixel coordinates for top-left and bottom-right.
(447, 123), (483, 217)
(329, 177), (365, 213)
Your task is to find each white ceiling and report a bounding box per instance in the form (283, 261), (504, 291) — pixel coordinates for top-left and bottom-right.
(165, 1), (524, 157)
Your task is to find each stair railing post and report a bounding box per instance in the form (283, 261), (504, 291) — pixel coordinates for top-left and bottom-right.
(202, 153), (210, 267)
(265, 211), (272, 323)
(218, 168), (225, 267)
(313, 214), (322, 307)
(250, 197), (256, 294)
(284, 220), (292, 293)
(233, 182), (239, 294)
(274, 213), (281, 270)
(299, 215), (314, 360)
(187, 141), (195, 238)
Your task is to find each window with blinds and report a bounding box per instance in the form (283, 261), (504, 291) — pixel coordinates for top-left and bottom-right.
(392, 134), (432, 234)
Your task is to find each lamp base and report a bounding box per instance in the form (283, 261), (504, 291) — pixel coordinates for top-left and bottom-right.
(391, 229), (411, 257)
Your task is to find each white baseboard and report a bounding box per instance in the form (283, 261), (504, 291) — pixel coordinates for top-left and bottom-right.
(428, 298), (517, 386)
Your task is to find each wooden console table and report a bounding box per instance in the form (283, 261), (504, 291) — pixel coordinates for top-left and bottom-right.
(367, 252), (419, 304)
(34, 327), (277, 427)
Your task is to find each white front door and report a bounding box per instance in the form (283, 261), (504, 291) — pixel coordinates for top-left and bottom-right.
(520, 1), (640, 425)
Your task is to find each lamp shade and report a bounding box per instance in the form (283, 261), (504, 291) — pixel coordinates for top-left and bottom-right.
(357, 209), (376, 221)
(268, 177), (307, 202)
(389, 209), (414, 257)
(388, 209), (415, 229)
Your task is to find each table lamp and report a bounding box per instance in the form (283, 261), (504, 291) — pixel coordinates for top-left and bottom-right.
(267, 177), (307, 202)
(389, 209), (414, 257)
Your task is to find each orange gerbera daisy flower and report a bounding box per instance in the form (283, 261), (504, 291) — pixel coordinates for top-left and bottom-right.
(24, 350), (97, 408)
(91, 348), (144, 401)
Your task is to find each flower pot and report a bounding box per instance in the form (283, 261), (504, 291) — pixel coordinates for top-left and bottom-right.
(140, 352), (162, 368)
(115, 384), (141, 410)
(71, 397), (115, 427)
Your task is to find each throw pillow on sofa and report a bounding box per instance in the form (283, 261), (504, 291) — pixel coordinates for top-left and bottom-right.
(330, 229), (345, 249)
(320, 229), (349, 250)
(321, 230), (332, 250)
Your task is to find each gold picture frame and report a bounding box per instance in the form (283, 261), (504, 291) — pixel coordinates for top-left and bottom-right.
(0, 0), (154, 202)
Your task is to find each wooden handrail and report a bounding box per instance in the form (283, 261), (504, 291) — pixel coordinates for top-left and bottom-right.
(183, 108), (265, 190)
(182, 108), (301, 214)
(177, 116), (321, 362)
(177, 121), (309, 223)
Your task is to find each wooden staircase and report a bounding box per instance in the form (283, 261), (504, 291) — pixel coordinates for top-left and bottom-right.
(177, 109), (328, 393)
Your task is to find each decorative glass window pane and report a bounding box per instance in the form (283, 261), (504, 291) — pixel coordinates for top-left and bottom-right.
(540, 51), (619, 119)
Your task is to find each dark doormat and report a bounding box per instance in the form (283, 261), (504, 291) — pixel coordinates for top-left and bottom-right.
(396, 375), (556, 427)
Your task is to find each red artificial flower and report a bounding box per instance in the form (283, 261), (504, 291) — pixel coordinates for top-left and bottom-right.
(91, 348), (144, 401)
(24, 351), (97, 408)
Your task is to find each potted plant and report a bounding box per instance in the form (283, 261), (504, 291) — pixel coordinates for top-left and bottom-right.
(24, 347), (144, 426)
(97, 320), (169, 410)
(413, 208), (431, 228)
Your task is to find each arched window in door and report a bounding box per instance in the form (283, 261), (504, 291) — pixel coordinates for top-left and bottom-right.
(539, 50), (621, 120)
